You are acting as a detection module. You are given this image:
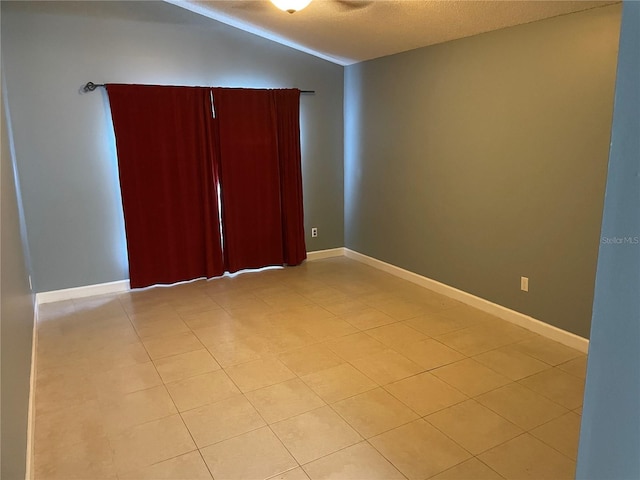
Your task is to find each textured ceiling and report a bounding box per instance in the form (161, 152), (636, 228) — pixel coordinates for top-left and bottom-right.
(168, 0), (617, 65)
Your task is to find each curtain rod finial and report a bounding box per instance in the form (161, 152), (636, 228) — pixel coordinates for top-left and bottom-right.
(84, 82), (100, 92)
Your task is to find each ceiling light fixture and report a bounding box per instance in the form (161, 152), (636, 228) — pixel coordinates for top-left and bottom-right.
(270, 0), (312, 14)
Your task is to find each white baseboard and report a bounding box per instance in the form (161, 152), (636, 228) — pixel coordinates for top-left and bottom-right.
(25, 307), (37, 480)
(306, 247), (346, 261)
(344, 248), (589, 353)
(36, 280), (130, 305)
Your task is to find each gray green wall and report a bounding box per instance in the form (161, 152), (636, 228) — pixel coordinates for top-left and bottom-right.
(1, 1), (344, 293)
(344, 5), (621, 338)
(577, 3), (640, 477)
(1, 78), (36, 480)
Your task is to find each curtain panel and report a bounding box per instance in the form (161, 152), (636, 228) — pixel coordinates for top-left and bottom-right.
(272, 89), (307, 266)
(106, 84), (225, 288)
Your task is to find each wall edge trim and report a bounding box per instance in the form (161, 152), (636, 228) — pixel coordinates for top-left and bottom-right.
(344, 248), (589, 353)
(25, 305), (37, 480)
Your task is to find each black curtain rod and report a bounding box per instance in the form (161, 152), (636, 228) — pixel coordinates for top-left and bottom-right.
(83, 82), (315, 94)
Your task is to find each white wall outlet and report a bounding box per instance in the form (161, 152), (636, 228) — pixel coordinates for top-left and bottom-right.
(311, 227), (318, 238)
(521, 276), (529, 292)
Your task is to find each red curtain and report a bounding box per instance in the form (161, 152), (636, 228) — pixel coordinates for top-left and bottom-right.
(212, 88), (285, 272)
(106, 84), (225, 288)
(272, 89), (307, 266)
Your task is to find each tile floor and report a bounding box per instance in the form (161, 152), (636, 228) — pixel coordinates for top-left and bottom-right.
(34, 257), (586, 479)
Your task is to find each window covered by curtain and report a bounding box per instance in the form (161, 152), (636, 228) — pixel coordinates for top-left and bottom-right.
(106, 84), (225, 288)
(107, 85), (306, 288)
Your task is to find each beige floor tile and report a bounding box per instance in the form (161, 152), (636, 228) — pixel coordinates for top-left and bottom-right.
(365, 323), (429, 348)
(531, 411), (582, 460)
(302, 442), (405, 479)
(300, 317), (358, 340)
(430, 458), (504, 480)
(519, 368), (585, 409)
(38, 299), (76, 321)
(142, 331), (204, 360)
(110, 414), (196, 474)
(34, 433), (117, 480)
(557, 356), (588, 379)
(84, 341), (151, 373)
(134, 317), (191, 339)
(173, 301), (222, 318)
(325, 332), (387, 361)
(277, 304), (336, 323)
(436, 326), (515, 356)
(262, 292), (315, 310)
(438, 305), (493, 324)
(358, 292), (404, 309)
(181, 395), (265, 447)
(100, 386), (177, 435)
(201, 427), (297, 480)
(35, 364), (98, 414)
(301, 363), (378, 403)
(322, 298), (370, 316)
(206, 335), (275, 367)
(154, 349), (221, 383)
(279, 344), (344, 376)
(476, 383), (568, 430)
(405, 313), (474, 337)
(246, 378), (325, 424)
(119, 451), (213, 479)
(397, 339), (466, 370)
(426, 399), (522, 455)
(511, 337), (583, 366)
(264, 326), (319, 353)
(332, 388), (419, 438)
(181, 309), (234, 330)
(374, 299), (432, 321)
(432, 359), (511, 397)
(120, 297), (172, 316)
(341, 307), (397, 329)
(223, 299), (275, 315)
(385, 372), (468, 416)
(272, 406), (362, 464)
(298, 286), (348, 304)
(473, 345), (551, 381)
(225, 356), (296, 392)
(369, 419), (471, 480)
(192, 324), (253, 347)
(268, 467), (311, 479)
(167, 370), (240, 412)
(92, 362), (162, 399)
(479, 433), (575, 479)
(351, 349), (424, 385)
(34, 400), (106, 452)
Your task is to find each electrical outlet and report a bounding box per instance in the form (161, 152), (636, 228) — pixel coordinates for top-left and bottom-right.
(521, 276), (529, 292)
(311, 227), (318, 238)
